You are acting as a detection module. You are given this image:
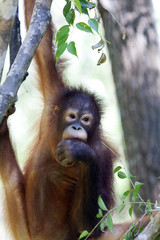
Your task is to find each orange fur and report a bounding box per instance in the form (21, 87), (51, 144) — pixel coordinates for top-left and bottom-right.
(24, 0), (64, 101)
(0, 117), (30, 240)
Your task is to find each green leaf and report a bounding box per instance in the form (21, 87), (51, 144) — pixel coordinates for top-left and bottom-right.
(145, 200), (152, 212)
(87, 1), (96, 9)
(132, 182), (143, 202)
(100, 219), (105, 232)
(135, 181), (143, 188)
(67, 41), (78, 57)
(118, 171), (127, 179)
(79, 0), (89, 8)
(128, 173), (136, 178)
(74, 0), (82, 13)
(129, 205), (134, 217)
(96, 209), (103, 218)
(97, 53), (107, 65)
(113, 166), (122, 174)
(106, 214), (113, 233)
(76, 22), (93, 33)
(122, 189), (133, 201)
(56, 43), (67, 62)
(122, 33), (126, 40)
(57, 33), (69, 47)
(132, 190), (138, 202)
(92, 38), (105, 50)
(78, 230), (89, 239)
(63, 1), (71, 17)
(56, 25), (70, 42)
(157, 176), (160, 179)
(88, 18), (98, 33)
(81, 7), (88, 15)
(118, 203), (125, 213)
(98, 195), (108, 211)
(66, 9), (75, 25)
(79, 0), (96, 9)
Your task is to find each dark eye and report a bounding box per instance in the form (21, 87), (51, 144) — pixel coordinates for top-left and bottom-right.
(65, 109), (77, 122)
(69, 114), (76, 119)
(83, 117), (89, 122)
(81, 114), (93, 126)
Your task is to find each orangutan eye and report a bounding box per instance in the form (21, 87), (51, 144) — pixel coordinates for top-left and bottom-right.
(81, 114), (93, 126)
(65, 109), (78, 122)
(69, 114), (76, 119)
(83, 117), (89, 122)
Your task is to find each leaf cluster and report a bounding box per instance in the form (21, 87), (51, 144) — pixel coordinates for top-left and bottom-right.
(56, 0), (106, 65)
(114, 165), (145, 217)
(78, 163), (157, 240)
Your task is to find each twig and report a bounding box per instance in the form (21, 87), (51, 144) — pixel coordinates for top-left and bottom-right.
(135, 211), (160, 240)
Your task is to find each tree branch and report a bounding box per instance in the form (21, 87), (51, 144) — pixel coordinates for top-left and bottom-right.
(0, 0), (53, 124)
(135, 212), (160, 240)
(0, 0), (18, 81)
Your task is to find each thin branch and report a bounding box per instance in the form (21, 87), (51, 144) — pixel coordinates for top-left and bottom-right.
(0, 0), (53, 124)
(135, 211), (160, 240)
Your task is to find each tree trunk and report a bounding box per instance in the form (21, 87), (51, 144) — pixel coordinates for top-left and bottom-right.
(99, 0), (160, 210)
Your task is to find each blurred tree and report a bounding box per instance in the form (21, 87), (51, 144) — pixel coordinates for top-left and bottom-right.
(99, 0), (160, 214)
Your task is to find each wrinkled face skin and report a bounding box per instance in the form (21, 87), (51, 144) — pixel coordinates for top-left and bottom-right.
(62, 108), (93, 142)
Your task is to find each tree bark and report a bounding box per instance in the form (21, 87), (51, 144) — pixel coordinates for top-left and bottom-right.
(0, 0), (18, 81)
(99, 0), (160, 210)
(135, 212), (160, 240)
(0, 0), (52, 124)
